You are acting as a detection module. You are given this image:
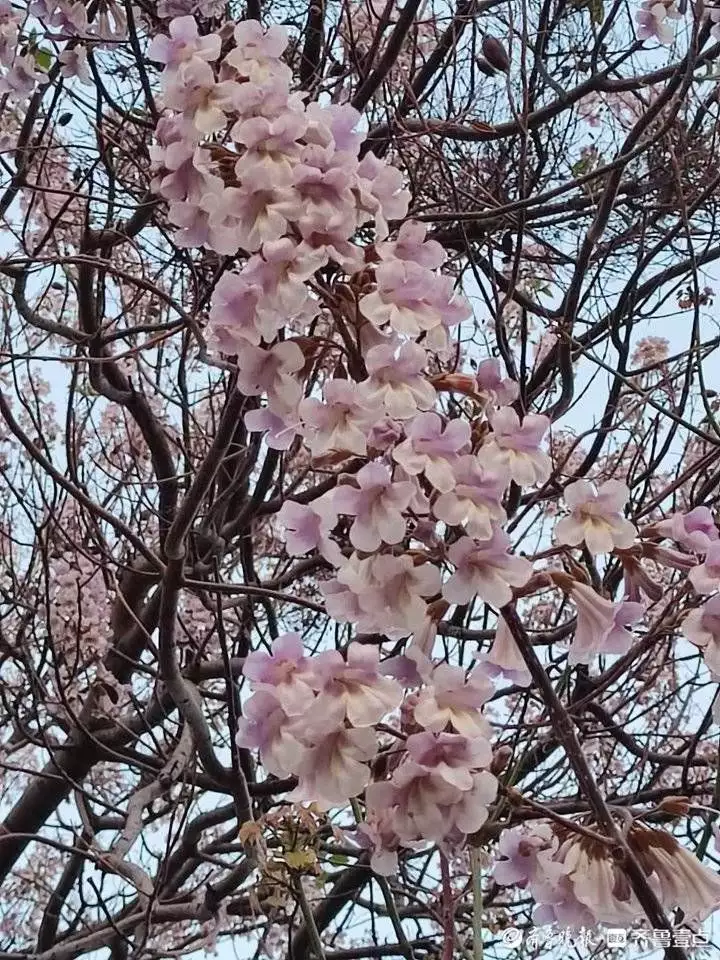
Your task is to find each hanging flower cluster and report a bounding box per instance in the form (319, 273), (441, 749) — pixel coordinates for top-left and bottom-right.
(494, 821), (720, 926)
(655, 507), (720, 677)
(236, 634), (498, 872)
(147, 10), (720, 920)
(147, 15), (557, 643)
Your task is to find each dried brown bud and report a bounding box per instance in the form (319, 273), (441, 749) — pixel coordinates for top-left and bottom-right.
(482, 35), (510, 73)
(658, 796), (691, 818)
(491, 745), (513, 775)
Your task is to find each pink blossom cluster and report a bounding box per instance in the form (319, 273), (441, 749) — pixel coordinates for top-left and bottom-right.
(147, 17), (557, 651)
(48, 552), (112, 661)
(236, 634), (497, 871)
(0, 0), (48, 96)
(0, 0), (126, 98)
(494, 821), (720, 927)
(147, 12), (720, 886)
(636, 505), (720, 679)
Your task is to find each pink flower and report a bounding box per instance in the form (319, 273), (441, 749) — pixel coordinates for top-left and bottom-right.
(567, 582), (644, 665)
(359, 260), (446, 337)
(290, 721), (377, 809)
(162, 59), (239, 134)
(405, 731), (492, 790)
(382, 647), (432, 687)
(555, 479), (636, 555)
(529, 825), (720, 928)
(333, 463), (413, 552)
(433, 456), (508, 539)
(308, 642), (403, 727)
(226, 19), (291, 82)
(449, 770), (498, 834)
(288, 146), (357, 233)
(152, 137), (214, 203)
(360, 340), (436, 420)
(230, 74), (304, 125)
(0, 53), (49, 97)
(480, 618), (532, 687)
(223, 181), (300, 253)
(483, 407), (551, 487)
(635, 0), (681, 44)
(243, 633), (315, 715)
(355, 152), (410, 239)
(358, 554), (442, 634)
(208, 271), (264, 348)
(304, 102), (362, 155)
(493, 823), (560, 887)
(475, 359), (519, 407)
(215, 253), (315, 345)
(244, 407), (300, 450)
(296, 229), (364, 274)
(320, 553), (379, 632)
(367, 418), (404, 452)
(354, 818), (401, 876)
(235, 341), (304, 413)
(233, 112), (307, 188)
(367, 764), (459, 843)
(554, 835), (642, 926)
(443, 529), (533, 608)
(276, 498), (343, 567)
(651, 506), (719, 553)
(689, 541), (720, 594)
(247, 237), (326, 292)
(235, 690), (304, 777)
(360, 258), (470, 342)
(683, 595), (720, 677)
(148, 16), (221, 71)
(645, 834), (720, 922)
(376, 220), (446, 270)
(370, 761), (497, 843)
(414, 663), (493, 738)
(58, 46), (91, 84)
(169, 186), (240, 254)
(393, 412), (471, 493)
(299, 380), (378, 457)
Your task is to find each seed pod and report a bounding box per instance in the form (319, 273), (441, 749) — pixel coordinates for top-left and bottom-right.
(475, 55), (496, 77)
(482, 34), (510, 73)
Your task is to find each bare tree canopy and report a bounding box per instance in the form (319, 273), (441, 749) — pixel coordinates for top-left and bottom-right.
(2, 0), (720, 957)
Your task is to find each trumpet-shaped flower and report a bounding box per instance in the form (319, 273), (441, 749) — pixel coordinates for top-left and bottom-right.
(276, 498), (343, 566)
(333, 463), (413, 552)
(242, 632), (315, 715)
(443, 529), (533, 608)
(483, 407), (551, 487)
(555, 479), (636, 555)
(414, 663), (493, 738)
(433, 456), (508, 539)
(308, 642), (403, 727)
(567, 582), (643, 665)
(393, 412), (470, 493)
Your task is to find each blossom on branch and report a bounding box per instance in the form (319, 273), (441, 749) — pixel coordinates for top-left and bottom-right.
(443, 528), (533, 608)
(483, 407), (551, 486)
(555, 479), (637, 554)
